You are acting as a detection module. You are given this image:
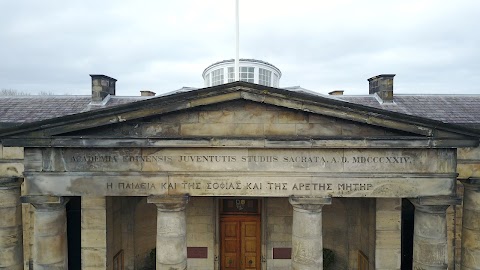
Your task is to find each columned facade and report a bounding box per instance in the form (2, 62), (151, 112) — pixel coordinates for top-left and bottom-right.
(1, 82), (478, 269)
(410, 196), (460, 270)
(289, 196), (331, 270)
(148, 195), (190, 270)
(460, 178), (480, 270)
(27, 196), (69, 270)
(0, 177), (23, 270)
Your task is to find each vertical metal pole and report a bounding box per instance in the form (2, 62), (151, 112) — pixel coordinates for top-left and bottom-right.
(235, 0), (240, 81)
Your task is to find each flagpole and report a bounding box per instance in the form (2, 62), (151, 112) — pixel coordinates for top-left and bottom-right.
(235, 0), (239, 81)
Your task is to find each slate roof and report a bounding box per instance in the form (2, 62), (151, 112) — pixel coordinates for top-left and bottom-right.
(1, 88), (479, 130)
(0, 95), (152, 126)
(336, 95), (480, 127)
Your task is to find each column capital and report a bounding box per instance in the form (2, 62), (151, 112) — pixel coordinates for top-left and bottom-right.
(0, 176), (22, 189)
(411, 195), (462, 206)
(409, 196), (460, 213)
(289, 196), (332, 212)
(21, 195), (69, 210)
(460, 178), (480, 190)
(147, 195), (190, 211)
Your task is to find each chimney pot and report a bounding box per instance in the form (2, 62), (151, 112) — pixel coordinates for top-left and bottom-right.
(90, 74), (117, 102)
(328, 90), (344, 96)
(368, 74), (395, 103)
(140, 90), (156, 96)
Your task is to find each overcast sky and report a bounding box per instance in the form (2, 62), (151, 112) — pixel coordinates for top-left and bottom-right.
(1, 0), (479, 96)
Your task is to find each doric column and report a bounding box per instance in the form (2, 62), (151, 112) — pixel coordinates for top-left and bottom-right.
(0, 177), (23, 270)
(148, 195), (190, 270)
(23, 195), (69, 270)
(460, 178), (480, 270)
(289, 196), (332, 270)
(410, 196), (460, 270)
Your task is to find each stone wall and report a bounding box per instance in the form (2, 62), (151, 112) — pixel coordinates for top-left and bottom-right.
(106, 197), (139, 270)
(375, 198), (401, 270)
(134, 198), (156, 269)
(185, 197), (215, 270)
(266, 198), (293, 270)
(0, 145), (24, 178)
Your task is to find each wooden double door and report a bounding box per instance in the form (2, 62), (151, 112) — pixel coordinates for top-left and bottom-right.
(220, 215), (261, 270)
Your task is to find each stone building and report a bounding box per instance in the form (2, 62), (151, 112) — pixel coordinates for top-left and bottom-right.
(0, 60), (479, 270)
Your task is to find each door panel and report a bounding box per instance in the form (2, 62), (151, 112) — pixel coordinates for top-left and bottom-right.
(222, 221), (240, 269)
(221, 216), (261, 270)
(242, 221), (259, 270)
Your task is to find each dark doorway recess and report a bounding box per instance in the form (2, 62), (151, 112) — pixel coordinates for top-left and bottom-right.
(67, 196), (81, 270)
(401, 198), (414, 270)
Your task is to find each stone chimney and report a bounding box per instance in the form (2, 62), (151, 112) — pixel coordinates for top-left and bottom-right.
(328, 90), (344, 96)
(368, 74), (395, 103)
(140, 90), (156, 96)
(90, 74), (117, 103)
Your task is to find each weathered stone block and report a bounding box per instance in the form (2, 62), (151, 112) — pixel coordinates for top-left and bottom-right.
(2, 147), (24, 160)
(199, 110), (234, 123)
(376, 231), (401, 248)
(264, 124), (296, 136)
(0, 245), (23, 268)
(0, 206), (21, 227)
(180, 123), (264, 136)
(458, 147), (480, 160)
(0, 227), (22, 247)
(81, 229), (106, 248)
(376, 211), (401, 231)
(375, 248), (401, 268)
(35, 235), (66, 264)
(143, 123), (180, 136)
(81, 247), (106, 267)
(296, 123), (341, 136)
(81, 197), (106, 208)
(0, 163), (23, 177)
(376, 198), (401, 211)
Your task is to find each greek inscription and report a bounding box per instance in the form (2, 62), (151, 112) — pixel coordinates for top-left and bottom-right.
(181, 182), (202, 189)
(206, 182), (242, 190)
(337, 183), (373, 191)
(110, 182), (156, 190)
(267, 182), (288, 190)
(292, 183), (333, 191)
(246, 182), (262, 190)
(105, 180), (376, 193)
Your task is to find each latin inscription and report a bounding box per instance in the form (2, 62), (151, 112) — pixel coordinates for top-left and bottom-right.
(71, 154), (412, 165)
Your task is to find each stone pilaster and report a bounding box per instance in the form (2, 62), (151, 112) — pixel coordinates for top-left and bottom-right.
(410, 196), (460, 270)
(24, 195), (69, 270)
(375, 198), (401, 270)
(0, 177), (23, 270)
(81, 196), (107, 270)
(289, 196), (331, 270)
(460, 178), (480, 270)
(148, 195), (190, 270)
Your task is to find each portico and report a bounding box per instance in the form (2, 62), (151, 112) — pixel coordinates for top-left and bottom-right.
(1, 82), (479, 269)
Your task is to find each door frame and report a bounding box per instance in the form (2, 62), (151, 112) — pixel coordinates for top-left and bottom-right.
(215, 198), (265, 270)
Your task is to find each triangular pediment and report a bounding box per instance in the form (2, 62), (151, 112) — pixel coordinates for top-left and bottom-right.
(0, 82), (479, 148)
